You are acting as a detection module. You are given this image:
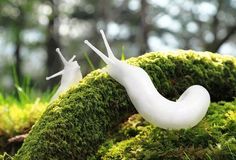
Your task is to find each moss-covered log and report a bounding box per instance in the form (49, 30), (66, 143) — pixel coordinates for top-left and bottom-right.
(14, 50), (236, 159)
(92, 100), (236, 159)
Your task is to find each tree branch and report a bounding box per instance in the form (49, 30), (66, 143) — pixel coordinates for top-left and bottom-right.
(8, 134), (28, 144)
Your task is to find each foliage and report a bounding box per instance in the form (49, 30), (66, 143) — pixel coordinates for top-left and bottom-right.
(92, 99), (236, 160)
(0, 69), (51, 137)
(0, 72), (51, 155)
(0, 99), (47, 137)
(13, 50), (236, 159)
(0, 94), (48, 156)
(83, 52), (96, 71)
(1, 0), (236, 92)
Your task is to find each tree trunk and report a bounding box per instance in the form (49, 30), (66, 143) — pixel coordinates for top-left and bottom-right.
(14, 7), (24, 84)
(45, 0), (60, 88)
(140, 0), (149, 54)
(205, 26), (236, 53)
(14, 32), (22, 83)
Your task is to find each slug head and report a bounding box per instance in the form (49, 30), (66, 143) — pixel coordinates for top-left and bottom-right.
(46, 48), (82, 101)
(84, 30), (144, 84)
(46, 48), (81, 81)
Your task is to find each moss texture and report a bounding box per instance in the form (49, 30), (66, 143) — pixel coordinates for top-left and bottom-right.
(92, 100), (236, 160)
(14, 50), (236, 159)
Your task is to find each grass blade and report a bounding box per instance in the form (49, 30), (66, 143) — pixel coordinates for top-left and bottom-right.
(83, 52), (95, 71)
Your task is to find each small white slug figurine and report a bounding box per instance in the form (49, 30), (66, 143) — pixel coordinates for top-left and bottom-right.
(46, 48), (82, 101)
(84, 30), (211, 130)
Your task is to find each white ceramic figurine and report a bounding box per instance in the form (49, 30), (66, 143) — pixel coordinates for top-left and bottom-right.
(46, 48), (82, 101)
(84, 30), (210, 129)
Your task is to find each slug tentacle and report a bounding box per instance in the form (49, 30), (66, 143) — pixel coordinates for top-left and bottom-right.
(46, 70), (64, 80)
(68, 55), (76, 63)
(84, 40), (113, 65)
(56, 48), (68, 65)
(85, 30), (211, 130)
(99, 30), (118, 61)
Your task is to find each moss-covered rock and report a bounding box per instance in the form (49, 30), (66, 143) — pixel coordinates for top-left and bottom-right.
(92, 100), (236, 160)
(14, 50), (236, 159)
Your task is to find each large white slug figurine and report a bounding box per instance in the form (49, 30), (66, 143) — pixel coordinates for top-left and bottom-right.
(46, 48), (82, 101)
(84, 30), (211, 129)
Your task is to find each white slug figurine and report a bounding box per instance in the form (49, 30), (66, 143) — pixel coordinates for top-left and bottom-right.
(46, 48), (82, 101)
(84, 30), (211, 129)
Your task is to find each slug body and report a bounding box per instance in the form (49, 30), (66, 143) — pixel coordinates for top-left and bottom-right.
(46, 48), (82, 101)
(84, 30), (210, 130)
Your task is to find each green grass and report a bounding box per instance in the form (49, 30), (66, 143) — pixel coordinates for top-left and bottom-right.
(0, 67), (54, 155)
(83, 52), (96, 71)
(0, 85), (51, 155)
(0, 97), (48, 136)
(0, 71), (54, 136)
(0, 77), (52, 135)
(121, 46), (126, 61)
(0, 89), (50, 156)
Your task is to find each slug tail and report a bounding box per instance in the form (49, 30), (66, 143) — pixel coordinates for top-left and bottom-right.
(84, 40), (112, 65)
(100, 30), (118, 61)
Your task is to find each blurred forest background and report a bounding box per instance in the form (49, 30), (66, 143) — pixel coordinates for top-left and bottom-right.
(0, 0), (236, 95)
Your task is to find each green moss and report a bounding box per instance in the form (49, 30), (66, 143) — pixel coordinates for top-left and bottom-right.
(14, 50), (236, 159)
(92, 100), (236, 160)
